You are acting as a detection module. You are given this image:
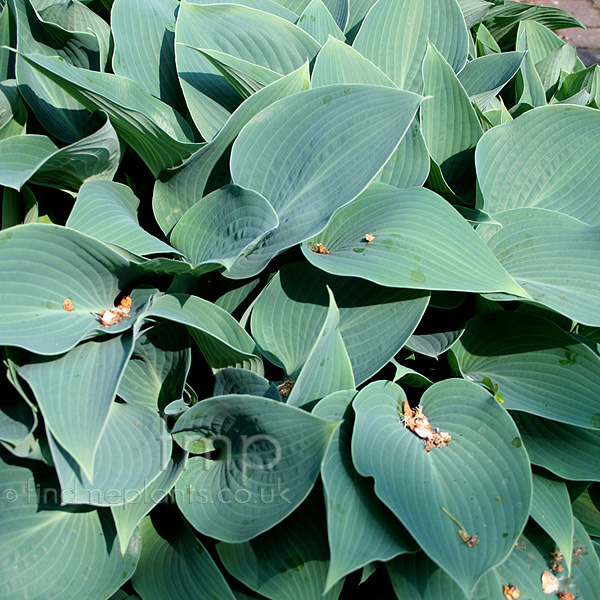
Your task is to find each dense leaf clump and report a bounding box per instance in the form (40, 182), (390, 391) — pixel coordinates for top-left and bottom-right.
(1, 0), (599, 598)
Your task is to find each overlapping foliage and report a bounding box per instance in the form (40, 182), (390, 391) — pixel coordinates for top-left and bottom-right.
(1, 0), (599, 598)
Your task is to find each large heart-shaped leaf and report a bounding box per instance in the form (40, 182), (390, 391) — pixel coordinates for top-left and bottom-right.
(457, 51), (525, 111)
(67, 180), (175, 256)
(18, 333), (134, 481)
(352, 0), (468, 93)
(132, 514), (235, 600)
(112, 448), (187, 554)
(47, 401), (171, 506)
(118, 322), (191, 411)
(453, 311), (600, 430)
(152, 63), (309, 235)
(530, 472), (574, 573)
(0, 223), (142, 355)
(175, 0), (320, 139)
(0, 453), (141, 600)
(8, 0), (98, 142)
(251, 262), (429, 384)
(287, 288), (355, 408)
(142, 293), (264, 374)
(170, 184), (279, 272)
(352, 379), (532, 595)
(479, 208), (600, 326)
(421, 43), (483, 197)
(313, 391), (417, 592)
(302, 183), (524, 295)
(311, 37), (430, 190)
(172, 394), (339, 541)
(213, 368), (280, 400)
(217, 491), (344, 600)
(18, 51), (200, 176)
(476, 105), (600, 224)
(0, 114), (120, 192)
(111, 0), (186, 114)
(513, 412), (600, 481)
(228, 85), (423, 278)
(297, 0), (344, 45)
(0, 79), (27, 139)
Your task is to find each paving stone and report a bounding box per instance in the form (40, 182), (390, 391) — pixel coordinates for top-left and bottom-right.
(577, 47), (600, 64)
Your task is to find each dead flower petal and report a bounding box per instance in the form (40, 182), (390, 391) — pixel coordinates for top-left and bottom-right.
(503, 584), (520, 600)
(311, 243), (330, 254)
(558, 591), (575, 600)
(62, 299), (74, 311)
(364, 233), (375, 242)
(541, 570), (559, 594)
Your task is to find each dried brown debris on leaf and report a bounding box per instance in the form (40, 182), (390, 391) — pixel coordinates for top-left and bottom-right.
(364, 233), (375, 242)
(541, 570), (560, 594)
(503, 583), (520, 600)
(551, 548), (564, 572)
(401, 399), (451, 451)
(277, 380), (294, 398)
(97, 295), (132, 327)
(311, 242), (330, 254)
(62, 298), (74, 311)
(558, 592), (575, 600)
(441, 507), (479, 548)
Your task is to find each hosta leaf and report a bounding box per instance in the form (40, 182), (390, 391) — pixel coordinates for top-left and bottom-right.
(313, 391), (417, 592)
(189, 0), (298, 21)
(18, 52), (200, 176)
(0, 4), (15, 81)
(8, 0), (99, 141)
(534, 42), (577, 94)
(297, 0), (344, 45)
(215, 279), (261, 315)
(352, 379), (532, 596)
(483, 1), (583, 49)
(171, 184), (278, 272)
(457, 51), (525, 111)
(111, 0), (186, 114)
(454, 311), (600, 430)
(421, 43), (483, 196)
(0, 386), (35, 446)
(185, 46), (282, 99)
(352, 0), (469, 93)
(0, 223), (142, 355)
(47, 401), (171, 506)
(558, 65), (600, 106)
(217, 492), (344, 600)
(0, 453), (141, 600)
(513, 412), (600, 481)
(0, 79), (26, 139)
(572, 489), (600, 538)
(142, 293), (264, 374)
(476, 105), (600, 224)
(0, 114), (120, 192)
(112, 448), (187, 554)
(287, 288), (355, 408)
(312, 38), (430, 190)
(175, 0), (320, 139)
(407, 330), (464, 359)
(302, 183), (524, 295)
(213, 368), (280, 400)
(457, 0), (492, 29)
(389, 518), (598, 600)
(173, 394), (338, 541)
(228, 85), (423, 278)
(322, 0), (348, 30)
(132, 514), (236, 600)
(480, 208), (600, 326)
(251, 262), (429, 384)
(516, 18), (564, 65)
(345, 0), (377, 34)
(530, 472), (574, 573)
(34, 0), (111, 69)
(18, 333), (134, 481)
(67, 180), (175, 256)
(118, 322), (191, 411)
(152, 63), (309, 235)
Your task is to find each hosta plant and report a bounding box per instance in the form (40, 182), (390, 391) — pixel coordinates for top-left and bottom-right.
(1, 0), (600, 598)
